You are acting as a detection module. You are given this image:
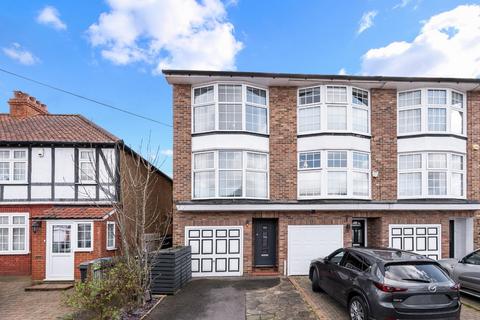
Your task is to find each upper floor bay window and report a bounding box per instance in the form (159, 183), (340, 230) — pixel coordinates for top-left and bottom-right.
(79, 149), (95, 183)
(398, 89), (465, 136)
(297, 86), (370, 135)
(297, 150), (370, 199)
(398, 152), (465, 199)
(0, 213), (29, 254)
(192, 84), (268, 134)
(193, 150), (268, 199)
(0, 149), (27, 183)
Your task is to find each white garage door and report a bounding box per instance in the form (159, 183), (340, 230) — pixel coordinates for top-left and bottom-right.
(389, 224), (441, 260)
(287, 225), (344, 276)
(185, 226), (243, 277)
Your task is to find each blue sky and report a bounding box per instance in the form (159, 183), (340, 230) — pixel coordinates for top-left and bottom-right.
(0, 0), (479, 176)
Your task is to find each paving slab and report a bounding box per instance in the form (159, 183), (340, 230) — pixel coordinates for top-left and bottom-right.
(25, 283), (74, 291)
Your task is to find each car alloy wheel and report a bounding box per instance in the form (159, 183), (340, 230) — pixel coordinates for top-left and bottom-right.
(349, 299), (365, 320)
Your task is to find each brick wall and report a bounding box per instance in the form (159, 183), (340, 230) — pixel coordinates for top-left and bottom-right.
(370, 89), (397, 200)
(269, 87), (297, 200)
(467, 91), (480, 201)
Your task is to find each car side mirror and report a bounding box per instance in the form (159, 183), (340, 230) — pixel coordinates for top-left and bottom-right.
(459, 258), (465, 264)
(323, 258), (330, 264)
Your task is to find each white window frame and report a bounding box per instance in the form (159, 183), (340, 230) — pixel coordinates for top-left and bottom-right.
(0, 148), (28, 184)
(0, 213), (29, 255)
(191, 150), (269, 200)
(297, 150), (371, 199)
(78, 149), (96, 184)
(75, 221), (93, 252)
(397, 88), (467, 136)
(106, 221), (116, 250)
(397, 152), (466, 199)
(191, 82), (269, 135)
(297, 85), (370, 136)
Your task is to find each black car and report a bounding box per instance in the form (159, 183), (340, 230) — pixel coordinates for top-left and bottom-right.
(309, 247), (461, 320)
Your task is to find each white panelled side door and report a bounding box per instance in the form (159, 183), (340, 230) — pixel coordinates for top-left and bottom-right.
(46, 221), (75, 280)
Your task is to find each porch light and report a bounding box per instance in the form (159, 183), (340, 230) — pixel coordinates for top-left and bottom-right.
(32, 220), (42, 233)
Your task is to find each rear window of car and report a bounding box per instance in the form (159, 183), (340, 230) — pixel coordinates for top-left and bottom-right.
(384, 263), (450, 283)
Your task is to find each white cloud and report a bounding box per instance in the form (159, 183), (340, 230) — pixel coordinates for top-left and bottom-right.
(87, 0), (243, 72)
(361, 5), (480, 77)
(393, 0), (412, 9)
(338, 68), (347, 75)
(36, 6), (67, 30)
(357, 10), (378, 34)
(160, 149), (173, 156)
(2, 43), (39, 65)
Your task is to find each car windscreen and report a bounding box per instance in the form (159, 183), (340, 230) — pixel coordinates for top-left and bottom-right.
(384, 263), (450, 283)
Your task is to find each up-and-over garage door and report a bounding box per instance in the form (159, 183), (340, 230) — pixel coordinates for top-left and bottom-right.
(185, 226), (243, 277)
(389, 224), (441, 260)
(287, 225), (344, 276)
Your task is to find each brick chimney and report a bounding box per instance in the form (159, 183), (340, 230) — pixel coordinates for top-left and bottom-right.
(8, 91), (48, 118)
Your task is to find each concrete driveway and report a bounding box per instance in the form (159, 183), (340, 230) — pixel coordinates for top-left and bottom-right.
(146, 277), (317, 320)
(291, 276), (480, 320)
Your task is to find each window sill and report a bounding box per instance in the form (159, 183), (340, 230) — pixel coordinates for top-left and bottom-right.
(298, 196), (371, 200)
(192, 197), (270, 201)
(398, 133), (467, 140)
(0, 182), (28, 185)
(398, 196), (467, 200)
(192, 131), (269, 138)
(106, 247), (116, 251)
(0, 251), (30, 255)
(297, 132), (371, 139)
(75, 249), (93, 253)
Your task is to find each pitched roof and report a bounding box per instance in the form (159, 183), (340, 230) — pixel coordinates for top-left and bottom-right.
(0, 114), (119, 144)
(36, 206), (114, 219)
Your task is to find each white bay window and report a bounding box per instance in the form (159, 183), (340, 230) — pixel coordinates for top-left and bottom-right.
(398, 88), (465, 136)
(398, 152), (465, 198)
(0, 213), (29, 254)
(193, 150), (268, 199)
(298, 150), (370, 199)
(298, 85), (370, 135)
(0, 149), (27, 183)
(192, 84), (268, 134)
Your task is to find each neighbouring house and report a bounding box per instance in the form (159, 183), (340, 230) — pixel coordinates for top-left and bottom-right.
(0, 91), (172, 281)
(164, 69), (480, 277)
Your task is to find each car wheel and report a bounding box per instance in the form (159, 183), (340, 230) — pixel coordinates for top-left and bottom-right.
(311, 268), (323, 292)
(349, 296), (369, 320)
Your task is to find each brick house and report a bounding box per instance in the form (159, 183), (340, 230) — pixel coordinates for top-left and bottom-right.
(0, 91), (172, 281)
(164, 70), (480, 277)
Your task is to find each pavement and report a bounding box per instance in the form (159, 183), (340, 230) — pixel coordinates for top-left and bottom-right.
(146, 277), (317, 320)
(0, 276), (72, 320)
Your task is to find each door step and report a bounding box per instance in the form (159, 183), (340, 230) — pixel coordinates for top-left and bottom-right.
(25, 282), (74, 291)
(251, 267), (279, 276)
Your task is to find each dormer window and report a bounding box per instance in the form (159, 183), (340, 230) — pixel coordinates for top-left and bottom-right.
(0, 149), (27, 183)
(192, 84), (268, 135)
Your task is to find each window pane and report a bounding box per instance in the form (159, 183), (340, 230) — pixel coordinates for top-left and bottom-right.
(194, 171), (215, 198)
(0, 151), (9, 159)
(246, 87), (266, 105)
(0, 216), (8, 224)
(328, 172), (347, 195)
(428, 153), (447, 169)
(12, 228), (25, 251)
(428, 108), (447, 131)
(219, 151), (242, 169)
(218, 85), (242, 103)
(246, 105), (267, 133)
(107, 224), (115, 248)
(398, 109), (421, 133)
(299, 152), (321, 169)
(353, 172), (369, 196)
(451, 173), (463, 197)
(327, 106), (347, 130)
(399, 90), (421, 107)
(326, 86), (347, 103)
(352, 108), (368, 133)
(246, 171), (267, 198)
(0, 162), (10, 181)
(353, 152), (369, 169)
(452, 92), (463, 108)
(428, 172), (447, 195)
(399, 154), (422, 170)
(52, 225), (71, 253)
(13, 162), (26, 181)
(219, 171), (242, 197)
(298, 106), (321, 132)
(194, 86), (214, 104)
(12, 216), (25, 224)
(13, 151), (26, 159)
(194, 104), (215, 132)
(451, 110), (463, 134)
(0, 228), (8, 251)
(247, 153), (267, 170)
(194, 153), (214, 170)
(77, 223), (92, 249)
(80, 150), (94, 160)
(352, 88), (368, 106)
(80, 162), (95, 181)
(219, 104), (242, 130)
(399, 173), (422, 196)
(428, 89), (447, 105)
(451, 155), (463, 170)
(298, 171), (321, 197)
(328, 151), (347, 168)
(299, 87), (321, 105)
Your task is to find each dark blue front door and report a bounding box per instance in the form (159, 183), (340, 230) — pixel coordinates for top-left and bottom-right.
(254, 219), (277, 267)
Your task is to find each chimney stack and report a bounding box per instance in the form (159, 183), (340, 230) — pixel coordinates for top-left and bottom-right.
(8, 91), (48, 118)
